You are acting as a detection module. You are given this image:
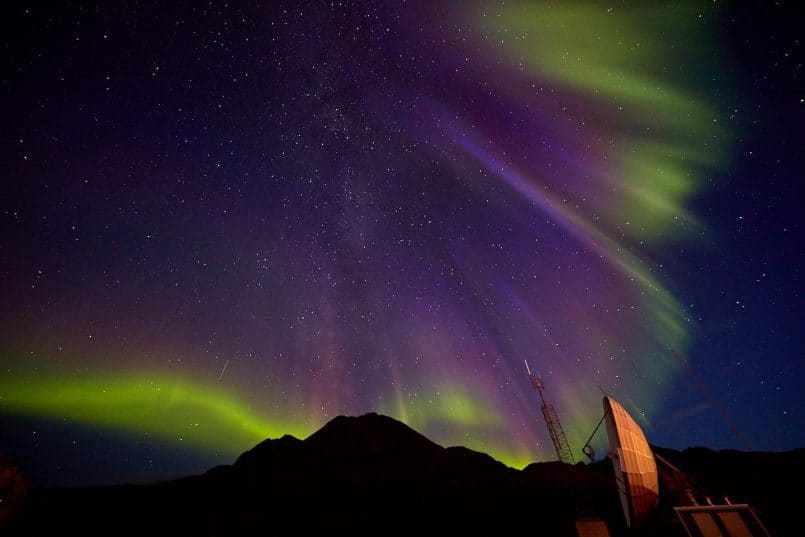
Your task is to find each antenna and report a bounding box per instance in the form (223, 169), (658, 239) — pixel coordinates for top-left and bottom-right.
(524, 360), (575, 464)
(601, 396), (772, 535)
(603, 396), (659, 529)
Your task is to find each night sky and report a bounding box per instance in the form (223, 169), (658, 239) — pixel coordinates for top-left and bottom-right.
(1, 2), (802, 486)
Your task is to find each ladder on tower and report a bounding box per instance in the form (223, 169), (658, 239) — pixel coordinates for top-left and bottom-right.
(525, 360), (575, 464)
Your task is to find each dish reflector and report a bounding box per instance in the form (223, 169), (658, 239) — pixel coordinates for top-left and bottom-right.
(604, 396), (659, 528)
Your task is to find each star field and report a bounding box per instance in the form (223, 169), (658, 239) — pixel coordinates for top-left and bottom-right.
(0, 2), (802, 485)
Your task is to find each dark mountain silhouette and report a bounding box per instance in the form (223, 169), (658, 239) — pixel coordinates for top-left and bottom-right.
(3, 413), (802, 536)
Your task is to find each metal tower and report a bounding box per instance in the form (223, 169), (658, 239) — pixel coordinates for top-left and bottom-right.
(525, 360), (575, 464)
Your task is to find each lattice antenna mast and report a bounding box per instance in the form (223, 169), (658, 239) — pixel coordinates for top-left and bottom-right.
(525, 360), (575, 464)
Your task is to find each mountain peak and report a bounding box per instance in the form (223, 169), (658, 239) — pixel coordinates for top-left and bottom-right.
(304, 412), (443, 461)
(234, 433), (302, 469)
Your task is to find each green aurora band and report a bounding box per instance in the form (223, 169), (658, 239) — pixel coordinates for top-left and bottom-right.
(0, 373), (313, 456)
(0, 372), (534, 468)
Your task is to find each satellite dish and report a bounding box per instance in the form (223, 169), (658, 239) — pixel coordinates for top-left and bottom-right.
(603, 396), (659, 529)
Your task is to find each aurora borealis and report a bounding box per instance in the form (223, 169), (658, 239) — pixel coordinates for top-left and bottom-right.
(1, 2), (802, 484)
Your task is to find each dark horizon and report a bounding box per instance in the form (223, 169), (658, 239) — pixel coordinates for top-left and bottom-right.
(4, 412), (802, 536)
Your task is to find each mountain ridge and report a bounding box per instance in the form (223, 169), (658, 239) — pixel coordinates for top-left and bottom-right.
(4, 412), (802, 536)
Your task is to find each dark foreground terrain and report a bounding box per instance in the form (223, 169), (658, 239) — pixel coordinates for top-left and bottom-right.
(3, 413), (803, 536)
